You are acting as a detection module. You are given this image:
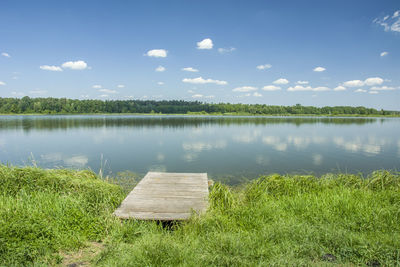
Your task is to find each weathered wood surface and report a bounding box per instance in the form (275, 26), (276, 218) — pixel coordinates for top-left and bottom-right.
(114, 172), (209, 220)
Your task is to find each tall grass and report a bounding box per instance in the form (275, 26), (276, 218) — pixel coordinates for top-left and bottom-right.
(0, 165), (399, 266)
(0, 165), (124, 265)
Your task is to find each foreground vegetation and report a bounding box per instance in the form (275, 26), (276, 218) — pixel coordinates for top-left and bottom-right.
(1, 96), (399, 116)
(1, 165), (399, 266)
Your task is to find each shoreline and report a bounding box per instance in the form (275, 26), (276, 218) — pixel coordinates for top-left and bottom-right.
(1, 112), (400, 117)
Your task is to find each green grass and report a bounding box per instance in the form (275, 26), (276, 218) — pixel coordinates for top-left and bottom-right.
(1, 165), (399, 266)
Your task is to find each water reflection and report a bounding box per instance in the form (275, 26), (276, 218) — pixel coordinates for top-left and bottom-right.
(333, 136), (388, 155)
(0, 115), (399, 184)
(0, 115), (379, 132)
(40, 153), (88, 167)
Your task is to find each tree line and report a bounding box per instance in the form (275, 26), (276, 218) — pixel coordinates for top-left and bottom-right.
(0, 96), (398, 115)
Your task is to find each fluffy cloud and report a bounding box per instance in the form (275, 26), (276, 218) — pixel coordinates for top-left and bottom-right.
(157, 82), (164, 85)
(99, 94), (109, 98)
(364, 77), (383, 86)
(374, 10), (400, 33)
(313, 66), (326, 72)
(343, 80), (365, 87)
(218, 47), (236, 53)
(61, 60), (88, 70)
(117, 84), (125, 88)
(334, 85), (346, 91)
(287, 85), (330, 92)
(1, 52), (10, 58)
(99, 89), (118, 94)
(191, 94), (214, 99)
(273, 78), (289, 85)
(262, 85), (281, 91)
(232, 86), (257, 92)
(369, 91), (379, 94)
(380, 51), (389, 57)
(92, 85), (102, 89)
(40, 65), (63, 71)
(0, 81), (5, 86)
(370, 86), (395, 91)
(355, 89), (367, 93)
(182, 77), (227, 85)
(197, 38), (213, 49)
(296, 81), (309, 84)
(256, 64), (272, 70)
(253, 92), (262, 97)
(343, 77), (384, 87)
(145, 49), (167, 58)
(182, 67), (199, 72)
(155, 65), (166, 72)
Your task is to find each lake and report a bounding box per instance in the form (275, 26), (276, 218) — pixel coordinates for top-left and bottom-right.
(0, 115), (399, 184)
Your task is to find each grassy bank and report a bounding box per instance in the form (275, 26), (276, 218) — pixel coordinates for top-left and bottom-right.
(1, 165), (399, 266)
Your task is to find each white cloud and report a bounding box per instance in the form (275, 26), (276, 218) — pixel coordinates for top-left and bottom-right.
(92, 85), (102, 89)
(0, 81), (5, 86)
(29, 90), (47, 94)
(81, 94), (89, 98)
(232, 86), (257, 92)
(374, 11), (400, 33)
(370, 86), (395, 91)
(117, 84), (125, 88)
(1, 52), (10, 58)
(182, 77), (227, 85)
(355, 89), (367, 93)
(313, 66), (326, 72)
(380, 51), (389, 57)
(364, 77), (383, 86)
(61, 60), (88, 70)
(155, 65), (166, 72)
(218, 47), (236, 53)
(262, 85), (281, 91)
(273, 78), (289, 85)
(192, 94), (203, 98)
(287, 85), (330, 92)
(40, 65), (63, 71)
(343, 80), (364, 87)
(369, 91), (379, 94)
(99, 94), (109, 98)
(99, 89), (118, 94)
(157, 82), (164, 85)
(182, 67), (199, 72)
(296, 81), (309, 85)
(145, 49), (167, 58)
(197, 38), (213, 49)
(253, 92), (262, 97)
(256, 64), (272, 70)
(334, 85), (346, 91)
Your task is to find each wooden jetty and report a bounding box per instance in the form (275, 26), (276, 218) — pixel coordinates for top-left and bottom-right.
(114, 172), (209, 220)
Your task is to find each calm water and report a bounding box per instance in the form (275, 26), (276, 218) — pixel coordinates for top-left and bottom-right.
(0, 115), (399, 184)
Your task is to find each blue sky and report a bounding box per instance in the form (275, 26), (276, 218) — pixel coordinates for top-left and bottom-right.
(0, 0), (399, 109)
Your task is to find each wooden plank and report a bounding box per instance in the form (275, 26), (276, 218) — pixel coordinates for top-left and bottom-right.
(114, 172), (209, 220)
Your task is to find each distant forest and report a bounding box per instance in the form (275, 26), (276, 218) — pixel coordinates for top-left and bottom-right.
(0, 96), (398, 115)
